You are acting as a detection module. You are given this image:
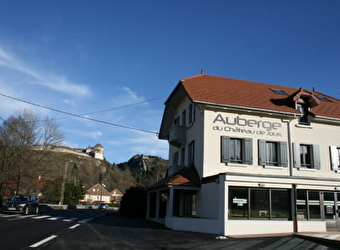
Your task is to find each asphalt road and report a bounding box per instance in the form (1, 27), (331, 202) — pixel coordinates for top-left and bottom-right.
(0, 207), (109, 250)
(1, 208), (339, 250)
(42, 213), (339, 250)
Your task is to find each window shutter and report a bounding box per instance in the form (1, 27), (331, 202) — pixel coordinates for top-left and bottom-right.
(243, 138), (253, 165)
(330, 146), (340, 171)
(279, 141), (288, 167)
(221, 136), (230, 163)
(258, 140), (266, 166)
(312, 144), (321, 170)
(293, 143), (300, 168)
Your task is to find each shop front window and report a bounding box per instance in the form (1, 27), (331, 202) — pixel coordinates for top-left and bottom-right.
(308, 191), (321, 219)
(324, 192), (335, 220)
(229, 187), (290, 220)
(229, 187), (248, 218)
(250, 189), (269, 219)
(271, 190), (290, 218)
(297, 190), (307, 219)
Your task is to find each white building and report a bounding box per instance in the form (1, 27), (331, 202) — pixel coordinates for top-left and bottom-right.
(146, 74), (340, 236)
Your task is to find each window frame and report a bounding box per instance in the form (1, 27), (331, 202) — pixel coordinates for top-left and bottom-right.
(296, 103), (310, 126)
(228, 187), (291, 220)
(293, 143), (320, 170)
(330, 146), (340, 171)
(221, 136), (253, 165)
(188, 140), (195, 166)
(188, 103), (195, 125)
(258, 140), (288, 167)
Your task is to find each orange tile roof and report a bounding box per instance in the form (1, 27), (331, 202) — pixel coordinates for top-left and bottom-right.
(145, 166), (201, 191)
(86, 183), (111, 196)
(180, 74), (340, 119)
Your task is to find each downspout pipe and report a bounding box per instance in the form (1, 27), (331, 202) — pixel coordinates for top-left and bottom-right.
(282, 118), (298, 233)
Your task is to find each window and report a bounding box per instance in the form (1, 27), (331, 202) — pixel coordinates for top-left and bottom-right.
(297, 190), (322, 220)
(173, 190), (197, 217)
(221, 136), (252, 165)
(296, 190), (307, 219)
(330, 146), (340, 171)
(250, 189), (269, 218)
(308, 191), (321, 219)
(189, 103), (195, 125)
(324, 192), (335, 220)
(293, 143), (320, 169)
(229, 187), (248, 218)
(182, 110), (186, 126)
(258, 140), (288, 167)
(174, 116), (180, 125)
(270, 88), (288, 95)
(188, 140), (195, 166)
(180, 147), (185, 166)
(229, 187), (290, 220)
(271, 190), (290, 218)
(296, 103), (310, 125)
(316, 95), (331, 102)
(172, 152), (179, 165)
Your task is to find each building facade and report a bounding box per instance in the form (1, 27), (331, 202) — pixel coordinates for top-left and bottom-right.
(146, 74), (340, 236)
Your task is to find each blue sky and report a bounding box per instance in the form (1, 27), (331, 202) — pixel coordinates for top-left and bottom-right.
(0, 0), (339, 163)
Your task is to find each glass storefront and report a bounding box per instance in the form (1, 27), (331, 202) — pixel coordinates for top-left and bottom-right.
(229, 187), (340, 221)
(229, 187), (290, 220)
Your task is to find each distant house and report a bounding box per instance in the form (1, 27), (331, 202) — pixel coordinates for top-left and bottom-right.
(110, 188), (124, 204)
(84, 183), (111, 203)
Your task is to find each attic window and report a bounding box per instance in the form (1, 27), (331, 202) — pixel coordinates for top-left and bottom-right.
(271, 88), (288, 95)
(316, 95), (331, 102)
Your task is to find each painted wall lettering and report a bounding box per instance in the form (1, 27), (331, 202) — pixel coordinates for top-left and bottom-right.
(212, 114), (283, 137)
(213, 114), (282, 131)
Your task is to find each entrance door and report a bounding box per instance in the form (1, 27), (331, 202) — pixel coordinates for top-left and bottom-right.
(324, 192), (340, 231)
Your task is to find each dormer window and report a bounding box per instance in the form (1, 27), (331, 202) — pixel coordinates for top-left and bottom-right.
(287, 88), (319, 126)
(296, 102), (310, 125)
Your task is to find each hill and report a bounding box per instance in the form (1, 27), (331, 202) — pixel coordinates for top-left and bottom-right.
(36, 150), (168, 193)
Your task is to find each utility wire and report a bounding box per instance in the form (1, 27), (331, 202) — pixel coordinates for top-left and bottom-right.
(0, 92), (160, 135)
(80, 95), (167, 116)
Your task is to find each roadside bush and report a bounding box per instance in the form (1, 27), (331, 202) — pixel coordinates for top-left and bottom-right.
(119, 186), (146, 218)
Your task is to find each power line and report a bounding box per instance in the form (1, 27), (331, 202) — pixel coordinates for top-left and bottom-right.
(0, 92), (160, 135)
(80, 95), (167, 116)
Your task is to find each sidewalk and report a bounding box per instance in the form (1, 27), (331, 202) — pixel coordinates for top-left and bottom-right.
(297, 232), (340, 247)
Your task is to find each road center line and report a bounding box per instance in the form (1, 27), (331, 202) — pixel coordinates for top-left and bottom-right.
(29, 235), (57, 248)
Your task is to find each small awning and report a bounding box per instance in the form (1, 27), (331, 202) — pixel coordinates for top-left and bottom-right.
(145, 166), (201, 191)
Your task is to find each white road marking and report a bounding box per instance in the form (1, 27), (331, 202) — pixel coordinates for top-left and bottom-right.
(1, 214), (18, 217)
(62, 217), (78, 221)
(78, 218), (93, 223)
(29, 234), (57, 248)
(47, 216), (64, 220)
(31, 215), (51, 219)
(69, 223), (80, 229)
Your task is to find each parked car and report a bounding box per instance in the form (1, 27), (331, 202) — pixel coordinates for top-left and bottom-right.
(98, 203), (109, 210)
(2, 195), (39, 215)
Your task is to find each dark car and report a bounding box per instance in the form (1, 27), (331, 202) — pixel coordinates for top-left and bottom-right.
(3, 195), (39, 215)
(98, 203), (109, 210)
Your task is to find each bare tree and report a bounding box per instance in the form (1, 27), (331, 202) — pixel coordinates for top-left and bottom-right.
(0, 109), (64, 202)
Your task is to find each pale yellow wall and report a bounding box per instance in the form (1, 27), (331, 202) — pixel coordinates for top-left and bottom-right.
(203, 108), (291, 178)
(201, 107), (340, 180)
(291, 118), (340, 179)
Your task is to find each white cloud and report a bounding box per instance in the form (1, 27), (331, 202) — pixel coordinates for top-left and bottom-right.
(0, 46), (91, 97)
(89, 131), (103, 139)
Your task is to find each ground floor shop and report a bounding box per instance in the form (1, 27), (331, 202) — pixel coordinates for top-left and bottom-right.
(146, 173), (340, 236)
